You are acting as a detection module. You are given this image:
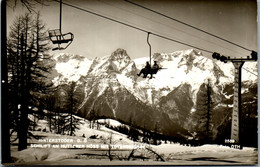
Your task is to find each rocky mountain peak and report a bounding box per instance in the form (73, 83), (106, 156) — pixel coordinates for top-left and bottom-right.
(109, 48), (131, 61)
(108, 48), (132, 72)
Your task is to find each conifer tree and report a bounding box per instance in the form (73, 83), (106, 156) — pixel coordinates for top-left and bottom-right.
(64, 81), (82, 136)
(192, 79), (214, 143)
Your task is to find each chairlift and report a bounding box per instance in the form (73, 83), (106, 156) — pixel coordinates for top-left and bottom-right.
(137, 32), (164, 79)
(48, 0), (74, 51)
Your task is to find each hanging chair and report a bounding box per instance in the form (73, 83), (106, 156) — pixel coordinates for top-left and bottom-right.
(136, 32), (164, 79)
(48, 29), (74, 50)
(49, 0), (74, 51)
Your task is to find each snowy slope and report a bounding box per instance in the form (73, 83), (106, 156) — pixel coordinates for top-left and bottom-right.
(52, 53), (93, 84)
(11, 115), (257, 165)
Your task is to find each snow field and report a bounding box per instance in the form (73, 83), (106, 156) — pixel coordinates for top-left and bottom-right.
(10, 114), (257, 165)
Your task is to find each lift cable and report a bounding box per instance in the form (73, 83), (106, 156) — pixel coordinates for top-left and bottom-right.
(124, 0), (254, 52)
(54, 0), (214, 54)
(242, 67), (257, 76)
(98, 0), (248, 57)
(55, 0), (257, 76)
(123, 0), (257, 75)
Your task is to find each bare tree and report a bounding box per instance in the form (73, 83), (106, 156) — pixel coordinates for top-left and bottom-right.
(7, 0), (49, 13)
(7, 12), (51, 151)
(2, 0), (11, 162)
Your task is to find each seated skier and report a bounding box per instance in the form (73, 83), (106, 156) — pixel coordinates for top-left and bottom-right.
(152, 61), (159, 73)
(137, 61), (151, 78)
(150, 61), (160, 78)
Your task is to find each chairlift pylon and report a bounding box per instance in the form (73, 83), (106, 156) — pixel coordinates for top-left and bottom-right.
(48, 0), (74, 51)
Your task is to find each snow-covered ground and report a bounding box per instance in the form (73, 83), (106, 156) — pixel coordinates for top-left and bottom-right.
(8, 115), (258, 166)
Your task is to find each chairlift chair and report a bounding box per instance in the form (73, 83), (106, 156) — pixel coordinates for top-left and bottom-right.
(48, 29), (74, 50)
(48, 0), (74, 51)
(137, 32), (165, 79)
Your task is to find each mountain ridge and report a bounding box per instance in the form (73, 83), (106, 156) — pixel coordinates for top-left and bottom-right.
(52, 48), (257, 138)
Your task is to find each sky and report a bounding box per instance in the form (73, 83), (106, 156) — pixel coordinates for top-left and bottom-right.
(6, 0), (258, 60)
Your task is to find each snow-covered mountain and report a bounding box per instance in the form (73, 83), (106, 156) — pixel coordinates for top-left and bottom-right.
(51, 48), (257, 137)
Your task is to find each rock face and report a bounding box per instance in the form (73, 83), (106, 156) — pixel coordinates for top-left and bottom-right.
(52, 48), (257, 138)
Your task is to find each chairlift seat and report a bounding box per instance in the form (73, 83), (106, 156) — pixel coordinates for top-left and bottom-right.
(49, 29), (74, 43)
(48, 29), (74, 50)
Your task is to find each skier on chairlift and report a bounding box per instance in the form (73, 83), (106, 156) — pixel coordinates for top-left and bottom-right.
(137, 61), (151, 78)
(150, 61), (160, 78)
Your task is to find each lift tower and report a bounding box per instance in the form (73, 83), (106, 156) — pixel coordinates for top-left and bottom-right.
(212, 51), (257, 144)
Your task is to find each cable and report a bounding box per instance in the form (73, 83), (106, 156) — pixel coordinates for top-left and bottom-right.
(242, 67), (257, 76)
(125, 0), (254, 52)
(150, 32), (213, 54)
(54, 0), (214, 54)
(98, 0), (248, 57)
(56, 0), (257, 76)
(124, 0), (258, 76)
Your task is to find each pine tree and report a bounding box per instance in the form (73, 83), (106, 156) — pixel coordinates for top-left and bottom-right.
(42, 92), (56, 133)
(240, 84), (257, 147)
(64, 82), (82, 136)
(192, 79), (214, 143)
(153, 121), (159, 145)
(51, 86), (67, 134)
(88, 104), (101, 129)
(51, 82), (82, 136)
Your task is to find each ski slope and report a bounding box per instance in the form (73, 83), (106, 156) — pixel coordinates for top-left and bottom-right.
(9, 115), (257, 166)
